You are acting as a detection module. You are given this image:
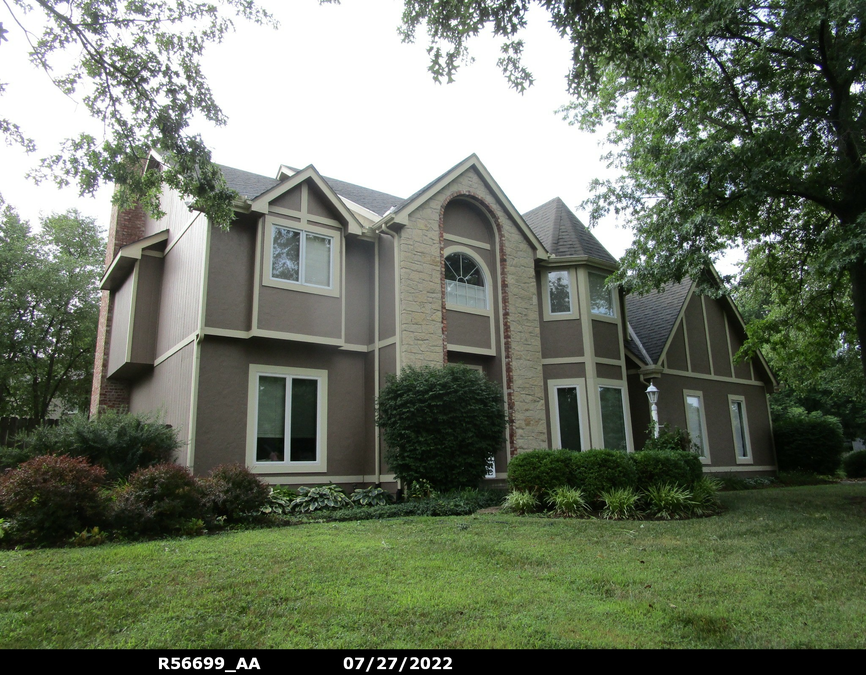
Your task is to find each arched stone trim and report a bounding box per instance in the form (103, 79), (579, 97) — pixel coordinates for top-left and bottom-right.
(439, 191), (517, 456)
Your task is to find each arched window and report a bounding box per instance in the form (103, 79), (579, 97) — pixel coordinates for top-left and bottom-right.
(444, 252), (487, 309)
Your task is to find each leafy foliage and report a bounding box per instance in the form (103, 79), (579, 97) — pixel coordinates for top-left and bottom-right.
(545, 486), (590, 518)
(506, 449), (576, 494)
(0, 201), (104, 419)
(599, 487), (642, 520)
(377, 365), (506, 492)
(571, 448), (637, 503)
(642, 424), (695, 454)
(690, 477), (723, 517)
(2, 1), (276, 226)
(289, 485), (353, 513)
(19, 412), (180, 481)
(313, 489), (504, 522)
(110, 463), (206, 536)
(642, 483), (693, 520)
(0, 455), (107, 545)
(632, 451), (703, 490)
(200, 464), (271, 522)
(258, 486), (298, 516)
(773, 407), (845, 475)
(397, 0), (866, 381)
(350, 486), (393, 507)
(842, 450), (866, 479)
(502, 489), (539, 515)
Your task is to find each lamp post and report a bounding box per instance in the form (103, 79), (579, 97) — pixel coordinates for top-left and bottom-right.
(645, 382), (660, 438)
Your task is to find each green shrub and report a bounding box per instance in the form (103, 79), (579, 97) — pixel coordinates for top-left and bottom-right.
(318, 489), (503, 521)
(632, 450), (702, 490)
(507, 449), (576, 494)
(289, 484), (352, 513)
(200, 464), (271, 523)
(690, 477), (722, 516)
(599, 486), (642, 520)
(571, 448), (637, 503)
(642, 424), (695, 453)
(110, 463), (206, 537)
(19, 412), (181, 482)
(545, 486), (590, 517)
(404, 479), (438, 500)
(350, 486), (393, 507)
(377, 365), (506, 492)
(0, 444), (41, 472)
(773, 408), (844, 474)
(502, 490), (539, 514)
(643, 483), (693, 519)
(0, 455), (107, 545)
(842, 450), (866, 478)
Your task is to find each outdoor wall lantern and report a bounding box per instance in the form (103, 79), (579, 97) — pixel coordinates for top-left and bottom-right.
(645, 382), (660, 438)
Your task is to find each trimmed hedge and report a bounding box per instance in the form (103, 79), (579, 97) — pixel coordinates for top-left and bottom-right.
(842, 450), (866, 478)
(571, 449), (637, 503)
(507, 449), (577, 494)
(632, 450), (702, 489)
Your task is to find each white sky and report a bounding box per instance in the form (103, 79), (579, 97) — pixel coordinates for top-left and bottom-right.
(1, 0), (728, 270)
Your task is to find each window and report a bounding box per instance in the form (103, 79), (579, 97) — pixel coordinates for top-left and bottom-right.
(445, 252), (487, 309)
(554, 385), (583, 451)
(271, 224), (333, 288)
(485, 457), (496, 479)
(729, 396), (752, 462)
(598, 386), (628, 451)
(547, 270), (572, 314)
(247, 365), (328, 473)
(589, 271), (615, 316)
(684, 390), (710, 462)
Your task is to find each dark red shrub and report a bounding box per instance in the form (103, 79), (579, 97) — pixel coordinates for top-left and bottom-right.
(0, 455), (107, 545)
(110, 463), (205, 537)
(200, 463), (270, 522)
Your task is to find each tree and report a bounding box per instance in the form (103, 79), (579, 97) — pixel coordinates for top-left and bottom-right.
(397, 1), (866, 382)
(376, 364), (506, 492)
(1, 1), (276, 226)
(0, 197), (104, 420)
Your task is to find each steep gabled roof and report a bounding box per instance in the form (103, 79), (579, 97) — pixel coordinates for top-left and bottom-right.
(626, 278), (693, 364)
(219, 164), (405, 217)
(522, 198), (617, 265)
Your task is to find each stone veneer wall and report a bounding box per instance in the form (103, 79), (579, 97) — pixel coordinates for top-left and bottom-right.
(398, 167), (548, 455)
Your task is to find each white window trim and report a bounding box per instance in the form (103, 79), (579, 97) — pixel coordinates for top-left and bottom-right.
(597, 383), (632, 453)
(246, 364), (328, 474)
(542, 268), (578, 321)
(548, 378), (590, 452)
(443, 245), (492, 315)
(588, 271), (616, 318)
(728, 394), (753, 464)
(683, 389), (711, 464)
(263, 215), (341, 298)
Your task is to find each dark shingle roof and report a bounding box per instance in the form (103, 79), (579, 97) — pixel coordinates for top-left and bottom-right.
(522, 198), (617, 264)
(218, 164), (404, 217)
(625, 278), (693, 364)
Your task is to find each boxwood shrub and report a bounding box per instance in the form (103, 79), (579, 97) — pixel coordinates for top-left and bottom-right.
(571, 448), (637, 503)
(773, 409), (844, 474)
(507, 449), (577, 494)
(632, 450), (702, 490)
(842, 450), (866, 479)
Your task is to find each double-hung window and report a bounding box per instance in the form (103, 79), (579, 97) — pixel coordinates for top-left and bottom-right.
(547, 270), (572, 315)
(271, 224), (333, 288)
(247, 365), (328, 473)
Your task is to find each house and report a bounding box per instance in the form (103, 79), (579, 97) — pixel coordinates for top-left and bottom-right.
(90, 154), (778, 486)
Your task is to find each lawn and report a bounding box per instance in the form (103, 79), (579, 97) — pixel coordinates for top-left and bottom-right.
(1, 483), (864, 649)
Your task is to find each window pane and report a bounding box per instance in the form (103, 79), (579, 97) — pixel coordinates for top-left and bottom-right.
(556, 386), (582, 451)
(686, 395), (705, 456)
(290, 378), (318, 462)
(272, 227), (300, 282)
(444, 252), (487, 309)
(257, 376), (285, 462)
(599, 386), (627, 451)
(731, 400), (747, 458)
(589, 272), (614, 316)
(548, 271), (572, 314)
(304, 233), (332, 287)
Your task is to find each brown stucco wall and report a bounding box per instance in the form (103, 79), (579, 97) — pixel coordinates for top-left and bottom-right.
(205, 218), (256, 332)
(540, 318), (585, 359)
(345, 238), (374, 347)
(684, 296), (711, 375)
(592, 320), (622, 361)
(131, 255), (163, 365)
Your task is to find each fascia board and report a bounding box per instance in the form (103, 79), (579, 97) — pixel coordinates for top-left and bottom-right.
(541, 255), (618, 272)
(100, 229), (169, 290)
(250, 165), (365, 236)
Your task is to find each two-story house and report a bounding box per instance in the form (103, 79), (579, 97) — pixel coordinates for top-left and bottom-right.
(91, 154), (777, 486)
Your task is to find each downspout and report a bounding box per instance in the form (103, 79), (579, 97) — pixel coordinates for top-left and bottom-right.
(374, 229), (381, 485)
(377, 217), (398, 487)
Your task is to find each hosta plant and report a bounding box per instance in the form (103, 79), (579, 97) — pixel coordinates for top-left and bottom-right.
(546, 485), (590, 518)
(259, 486), (297, 516)
(502, 490), (539, 515)
(600, 486), (642, 520)
(289, 484), (352, 513)
(643, 483), (693, 520)
(350, 485), (393, 507)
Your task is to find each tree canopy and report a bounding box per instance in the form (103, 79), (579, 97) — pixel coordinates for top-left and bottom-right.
(1, 1), (276, 226)
(398, 0), (866, 380)
(0, 197), (104, 420)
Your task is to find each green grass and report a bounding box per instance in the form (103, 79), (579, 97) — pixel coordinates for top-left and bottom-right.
(1, 484), (865, 648)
